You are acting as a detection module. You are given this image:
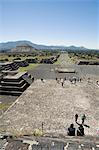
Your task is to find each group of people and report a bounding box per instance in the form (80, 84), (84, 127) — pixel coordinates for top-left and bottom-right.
(55, 77), (82, 87)
(56, 77), (66, 87)
(67, 114), (90, 136)
(31, 77), (44, 82)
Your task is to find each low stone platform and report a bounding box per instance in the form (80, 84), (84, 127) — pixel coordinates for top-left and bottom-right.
(56, 68), (76, 73)
(0, 79), (99, 136)
(0, 72), (32, 96)
(0, 62), (19, 71)
(3, 72), (27, 79)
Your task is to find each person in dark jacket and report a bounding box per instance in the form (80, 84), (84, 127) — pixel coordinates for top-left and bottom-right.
(67, 124), (75, 136)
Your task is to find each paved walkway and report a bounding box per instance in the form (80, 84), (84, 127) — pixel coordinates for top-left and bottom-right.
(58, 53), (74, 67)
(28, 54), (99, 79)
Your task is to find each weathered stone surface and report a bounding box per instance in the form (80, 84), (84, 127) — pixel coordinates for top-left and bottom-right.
(1, 135), (99, 150)
(0, 53), (99, 137)
(0, 79), (99, 136)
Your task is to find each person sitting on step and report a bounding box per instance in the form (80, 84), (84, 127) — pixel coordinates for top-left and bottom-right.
(67, 123), (75, 136)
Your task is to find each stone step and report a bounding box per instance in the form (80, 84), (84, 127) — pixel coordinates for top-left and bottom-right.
(0, 83), (29, 92)
(32, 143), (97, 150)
(1, 136), (98, 150)
(3, 65), (12, 70)
(1, 79), (26, 87)
(0, 89), (22, 96)
(2, 77), (22, 82)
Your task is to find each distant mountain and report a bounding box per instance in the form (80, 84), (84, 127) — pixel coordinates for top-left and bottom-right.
(0, 40), (96, 52)
(0, 40), (67, 52)
(0, 41), (37, 52)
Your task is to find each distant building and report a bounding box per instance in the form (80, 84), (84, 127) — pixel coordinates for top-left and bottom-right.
(11, 43), (37, 52)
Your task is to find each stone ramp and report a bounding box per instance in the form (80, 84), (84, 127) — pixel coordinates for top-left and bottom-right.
(0, 79), (99, 136)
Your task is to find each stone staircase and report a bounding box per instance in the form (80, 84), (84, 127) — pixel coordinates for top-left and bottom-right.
(1, 62), (19, 71)
(0, 72), (33, 96)
(0, 136), (99, 150)
(14, 60), (29, 67)
(0, 59), (29, 72)
(17, 136), (99, 150)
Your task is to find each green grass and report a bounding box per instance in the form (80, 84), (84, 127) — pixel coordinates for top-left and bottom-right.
(54, 59), (61, 64)
(0, 103), (12, 110)
(18, 63), (39, 72)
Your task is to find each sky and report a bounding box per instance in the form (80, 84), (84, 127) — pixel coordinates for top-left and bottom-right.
(0, 0), (98, 49)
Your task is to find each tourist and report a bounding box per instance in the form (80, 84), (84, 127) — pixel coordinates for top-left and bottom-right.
(29, 74), (31, 78)
(69, 78), (72, 84)
(75, 114), (90, 136)
(61, 78), (64, 87)
(32, 77), (34, 82)
(56, 77), (59, 83)
(56, 77), (58, 81)
(62, 81), (64, 87)
(75, 114), (84, 136)
(96, 80), (99, 86)
(67, 124), (75, 136)
(75, 114), (78, 122)
(81, 114), (86, 124)
(79, 78), (82, 82)
(72, 77), (76, 84)
(77, 124), (84, 136)
(41, 78), (44, 82)
(64, 77), (66, 81)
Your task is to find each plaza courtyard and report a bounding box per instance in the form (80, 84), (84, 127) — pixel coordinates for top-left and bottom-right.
(0, 78), (99, 136)
(0, 54), (99, 137)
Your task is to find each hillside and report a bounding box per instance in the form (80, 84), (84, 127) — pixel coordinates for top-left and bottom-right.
(0, 40), (90, 52)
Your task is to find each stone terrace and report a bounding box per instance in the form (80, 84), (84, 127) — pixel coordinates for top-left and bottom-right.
(0, 79), (99, 136)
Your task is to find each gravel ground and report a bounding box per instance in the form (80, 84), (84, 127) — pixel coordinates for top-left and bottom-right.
(0, 79), (99, 136)
(28, 64), (77, 79)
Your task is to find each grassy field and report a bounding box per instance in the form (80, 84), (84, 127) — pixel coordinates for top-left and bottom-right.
(18, 63), (39, 72)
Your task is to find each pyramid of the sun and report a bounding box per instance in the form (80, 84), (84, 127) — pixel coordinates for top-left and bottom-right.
(0, 79), (99, 136)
